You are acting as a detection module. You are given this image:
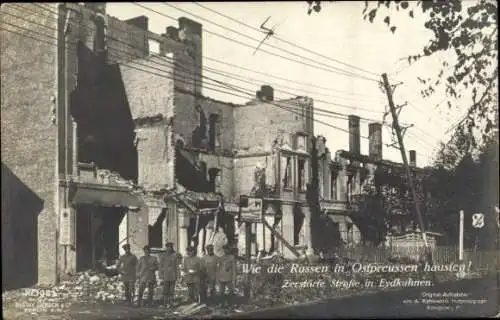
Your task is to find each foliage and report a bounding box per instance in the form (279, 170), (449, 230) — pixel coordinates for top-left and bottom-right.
(350, 165), (429, 245)
(306, 0), (498, 154)
(425, 136), (499, 248)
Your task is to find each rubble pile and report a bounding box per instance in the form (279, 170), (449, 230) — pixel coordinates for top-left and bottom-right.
(58, 271), (190, 304)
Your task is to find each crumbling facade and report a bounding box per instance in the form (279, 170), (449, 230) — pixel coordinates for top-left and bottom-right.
(1, 3), (428, 289)
(1, 3), (315, 286)
(316, 115), (429, 247)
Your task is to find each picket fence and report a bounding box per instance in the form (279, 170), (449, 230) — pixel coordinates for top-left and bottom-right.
(335, 245), (499, 272)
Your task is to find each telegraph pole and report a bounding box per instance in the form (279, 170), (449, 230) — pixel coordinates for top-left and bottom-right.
(381, 73), (434, 266)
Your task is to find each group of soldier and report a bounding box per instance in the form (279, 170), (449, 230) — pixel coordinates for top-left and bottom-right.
(116, 241), (237, 308)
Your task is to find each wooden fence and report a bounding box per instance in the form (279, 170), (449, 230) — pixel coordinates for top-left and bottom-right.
(335, 245), (499, 272)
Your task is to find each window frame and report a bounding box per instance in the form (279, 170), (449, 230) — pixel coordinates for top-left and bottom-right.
(297, 157), (307, 193)
(281, 154), (293, 191)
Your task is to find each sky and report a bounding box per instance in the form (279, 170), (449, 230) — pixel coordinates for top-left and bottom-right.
(106, 2), (471, 167)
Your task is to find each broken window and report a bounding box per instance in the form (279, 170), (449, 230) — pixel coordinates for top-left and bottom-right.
(330, 170), (337, 200)
(208, 114), (220, 151)
(297, 158), (307, 192)
(281, 155), (292, 189)
(293, 207), (305, 246)
(296, 135), (306, 151)
(148, 208), (166, 249)
(208, 168), (220, 193)
(192, 106), (207, 148)
(148, 38), (160, 55)
(199, 161), (207, 180)
(93, 14), (106, 53)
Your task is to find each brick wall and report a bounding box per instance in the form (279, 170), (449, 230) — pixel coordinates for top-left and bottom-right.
(119, 56), (174, 120)
(120, 56), (175, 189)
(233, 98), (313, 154)
(1, 3), (59, 285)
(197, 153), (234, 201)
(173, 92), (235, 152)
(232, 155), (276, 200)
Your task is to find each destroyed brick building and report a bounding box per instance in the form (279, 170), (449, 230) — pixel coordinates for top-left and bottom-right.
(1, 3), (427, 289)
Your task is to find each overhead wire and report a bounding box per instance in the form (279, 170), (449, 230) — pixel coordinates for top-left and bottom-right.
(132, 2), (381, 84)
(1, 5), (433, 159)
(5, 4), (387, 120)
(8, 5), (434, 155)
(162, 2), (379, 81)
(192, 1), (380, 77)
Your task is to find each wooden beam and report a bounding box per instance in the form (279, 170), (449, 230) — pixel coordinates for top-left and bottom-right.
(262, 219), (301, 258)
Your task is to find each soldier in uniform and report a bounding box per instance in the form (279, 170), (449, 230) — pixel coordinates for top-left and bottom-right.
(159, 242), (182, 307)
(136, 245), (158, 307)
(182, 246), (203, 304)
(216, 245), (237, 306)
(116, 244), (137, 305)
(200, 244), (218, 304)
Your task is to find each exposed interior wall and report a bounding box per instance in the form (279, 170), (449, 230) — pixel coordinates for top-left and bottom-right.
(1, 3), (59, 285)
(120, 56), (175, 188)
(173, 93), (235, 153)
(75, 205), (125, 271)
(233, 98), (313, 155)
(197, 153), (234, 200)
(232, 155), (275, 200)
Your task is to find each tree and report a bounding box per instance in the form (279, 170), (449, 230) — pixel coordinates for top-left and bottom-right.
(424, 135), (499, 248)
(307, 0), (498, 157)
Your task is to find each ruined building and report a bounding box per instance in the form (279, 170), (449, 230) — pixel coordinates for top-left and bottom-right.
(315, 115), (430, 248)
(1, 4), (427, 290)
(1, 3), (314, 287)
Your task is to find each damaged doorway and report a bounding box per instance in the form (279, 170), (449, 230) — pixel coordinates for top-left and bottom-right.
(76, 205), (126, 272)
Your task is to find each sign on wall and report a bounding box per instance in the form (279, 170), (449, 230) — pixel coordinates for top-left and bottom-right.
(59, 208), (75, 246)
(239, 196), (263, 223)
(472, 213), (484, 228)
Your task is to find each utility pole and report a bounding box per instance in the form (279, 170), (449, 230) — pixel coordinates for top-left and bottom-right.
(308, 135), (320, 256)
(459, 210), (464, 261)
(381, 73), (434, 266)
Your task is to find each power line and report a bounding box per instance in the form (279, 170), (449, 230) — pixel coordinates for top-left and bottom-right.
(4, 5), (388, 121)
(1, 12), (432, 159)
(3, 6), (422, 145)
(203, 66), (383, 102)
(16, 4), (386, 103)
(162, 2), (379, 81)
(203, 55), (384, 99)
(132, 2), (380, 84)
(192, 2), (380, 77)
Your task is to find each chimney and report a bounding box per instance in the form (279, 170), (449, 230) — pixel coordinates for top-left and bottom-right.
(368, 122), (383, 161)
(409, 150), (416, 167)
(166, 26), (179, 41)
(260, 85), (274, 101)
(178, 17), (203, 95)
(124, 16), (149, 31)
(256, 90), (263, 100)
(348, 115), (360, 154)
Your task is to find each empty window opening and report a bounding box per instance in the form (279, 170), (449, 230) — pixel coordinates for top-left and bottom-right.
(148, 208), (167, 249)
(208, 168), (220, 193)
(298, 158), (307, 192)
(199, 161), (207, 180)
(293, 207), (305, 246)
(208, 113), (220, 150)
(148, 39), (160, 55)
(330, 170), (338, 200)
(282, 156), (292, 189)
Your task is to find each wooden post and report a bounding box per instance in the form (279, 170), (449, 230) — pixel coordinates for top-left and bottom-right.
(459, 210), (464, 261)
(262, 219), (301, 258)
(382, 73), (434, 269)
(244, 222), (251, 299)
